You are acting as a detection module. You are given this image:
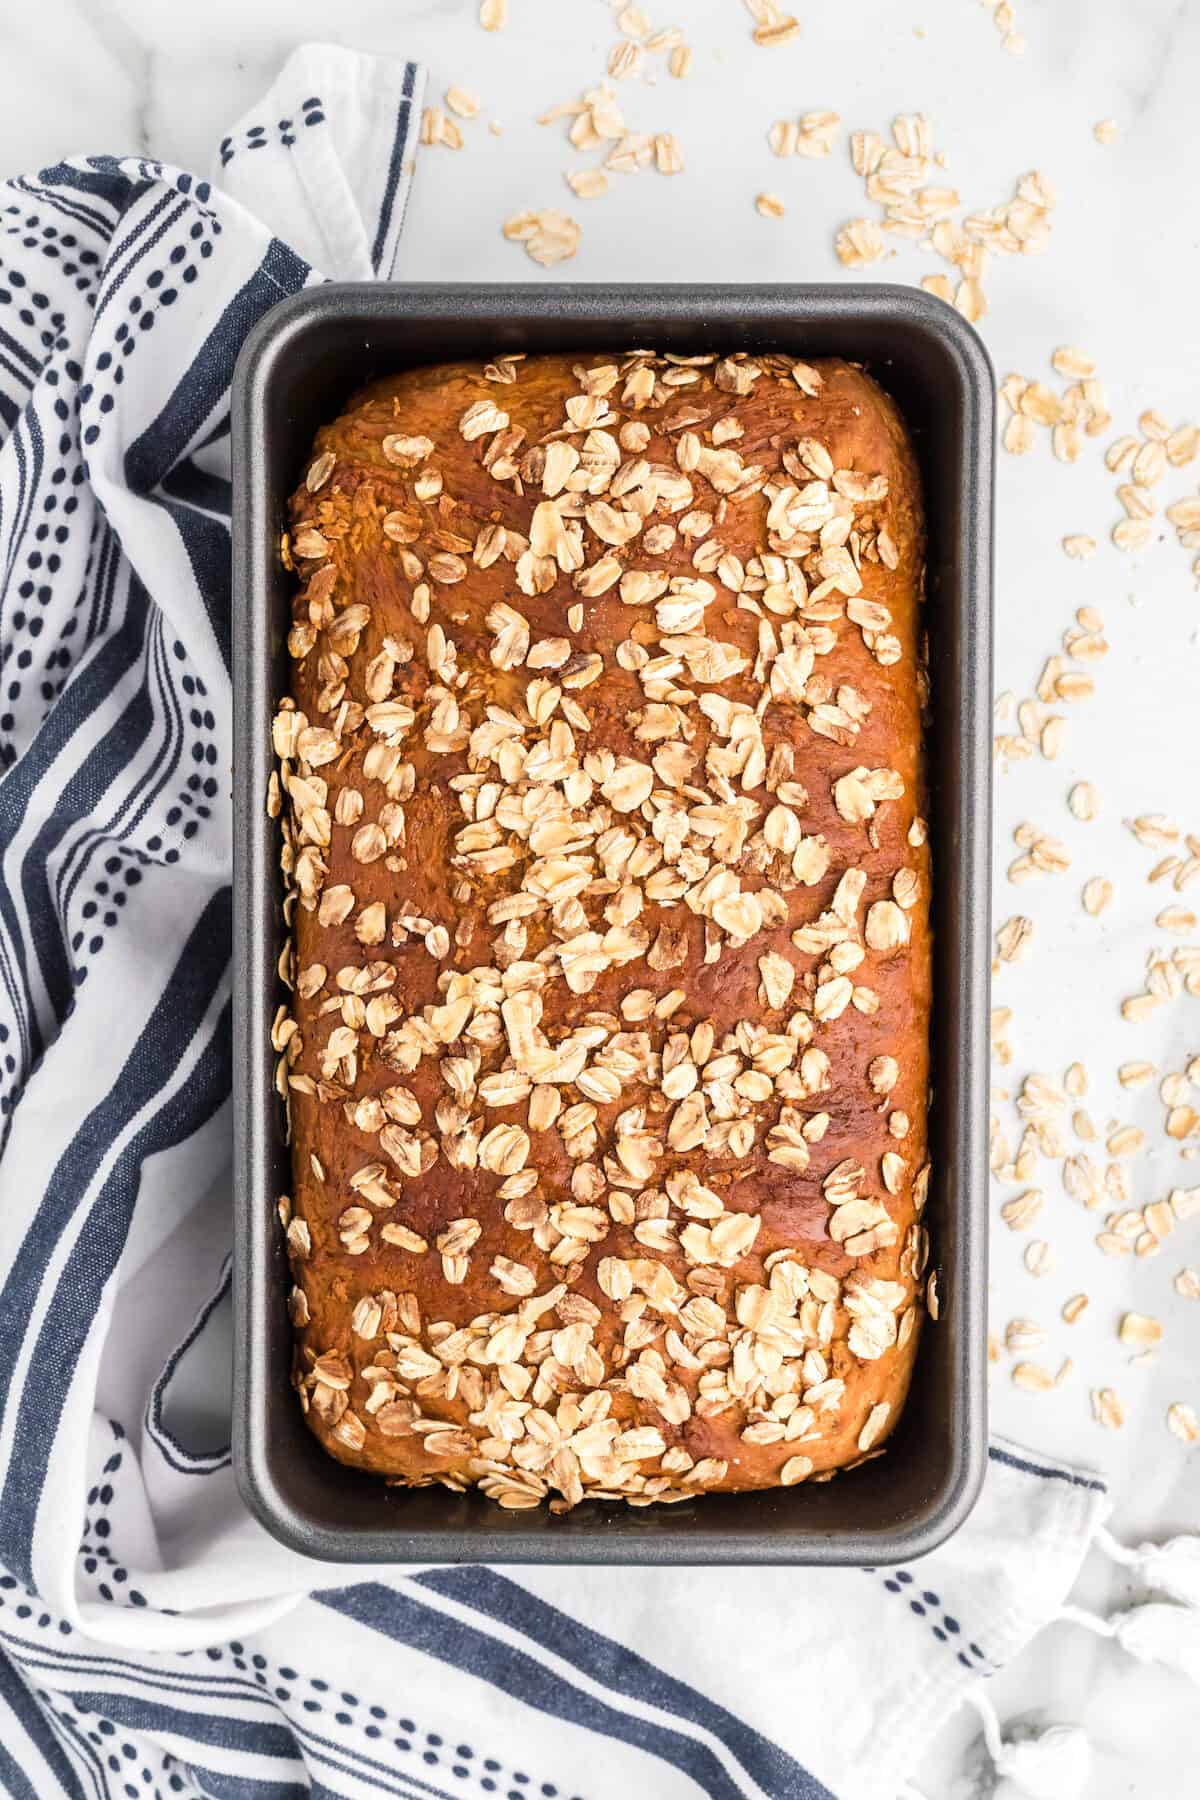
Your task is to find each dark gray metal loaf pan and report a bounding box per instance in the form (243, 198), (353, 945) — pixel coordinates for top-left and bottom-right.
(231, 283), (993, 1564)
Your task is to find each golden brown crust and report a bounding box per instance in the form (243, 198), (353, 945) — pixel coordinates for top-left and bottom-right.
(273, 349), (931, 1513)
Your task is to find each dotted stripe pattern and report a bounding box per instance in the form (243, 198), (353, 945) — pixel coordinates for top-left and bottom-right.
(219, 95), (328, 169)
(1, 1422), (583, 1798)
(870, 1566), (993, 1672)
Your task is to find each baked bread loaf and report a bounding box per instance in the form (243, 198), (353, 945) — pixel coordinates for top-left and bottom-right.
(273, 349), (931, 1511)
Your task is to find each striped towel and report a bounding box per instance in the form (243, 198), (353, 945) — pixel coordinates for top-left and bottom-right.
(0, 44), (1106, 1800)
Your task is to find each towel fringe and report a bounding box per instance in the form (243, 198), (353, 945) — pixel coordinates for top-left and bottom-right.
(907, 1520), (1200, 1796)
(1061, 1598), (1200, 1682)
(1093, 1523), (1200, 1608)
(961, 1687), (1090, 1799)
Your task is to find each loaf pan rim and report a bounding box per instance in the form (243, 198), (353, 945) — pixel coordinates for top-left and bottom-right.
(232, 280), (992, 1565)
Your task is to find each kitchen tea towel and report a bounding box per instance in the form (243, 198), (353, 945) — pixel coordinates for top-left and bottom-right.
(0, 42), (1108, 1800)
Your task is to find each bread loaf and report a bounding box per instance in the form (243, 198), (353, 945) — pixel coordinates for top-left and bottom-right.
(273, 348), (931, 1511)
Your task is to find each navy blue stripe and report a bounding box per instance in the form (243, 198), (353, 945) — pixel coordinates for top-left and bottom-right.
(0, 1650), (89, 1798)
(987, 1444), (1106, 1493)
(93, 194), (188, 323)
(187, 1772), (307, 1800)
(124, 238), (308, 499)
(151, 500), (236, 670)
(294, 1730), (460, 1800)
(0, 390), (18, 431)
(160, 458), (233, 519)
(25, 1675), (459, 1800)
(46, 1706), (106, 1800)
(91, 510), (123, 641)
(3, 1621), (474, 1800)
(0, 351), (35, 400)
(12, 175), (115, 241)
(144, 1259), (232, 1474)
(121, 239), (307, 671)
(34, 160), (133, 218)
(323, 1580), (827, 1800)
(161, 505), (234, 672)
(0, 412), (55, 1078)
(0, 323), (42, 377)
(55, 607), (183, 937)
(58, 1687), (299, 1769)
(196, 414), (233, 454)
(0, 1710), (41, 1800)
(369, 62), (418, 274)
(18, 605), (156, 1030)
(1, 397), (43, 629)
(48, 1709), (109, 1800)
(0, 898), (232, 1582)
(420, 1567), (826, 1799)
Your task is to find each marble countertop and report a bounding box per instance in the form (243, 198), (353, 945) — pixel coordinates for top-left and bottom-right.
(3, 0), (1199, 1793)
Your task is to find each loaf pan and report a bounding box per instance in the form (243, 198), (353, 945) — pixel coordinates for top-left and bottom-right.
(232, 283), (993, 1564)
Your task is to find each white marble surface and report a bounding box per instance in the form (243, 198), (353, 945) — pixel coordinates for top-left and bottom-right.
(3, 0), (1200, 1793)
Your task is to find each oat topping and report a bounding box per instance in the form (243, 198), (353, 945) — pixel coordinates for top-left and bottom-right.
(274, 350), (929, 1509)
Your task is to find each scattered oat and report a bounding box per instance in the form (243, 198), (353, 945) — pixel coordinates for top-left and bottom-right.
(1002, 1189), (1043, 1231)
(1168, 1403), (1199, 1444)
(503, 209), (580, 267)
(992, 1007), (1014, 1067)
(1092, 1387), (1125, 1429)
(608, 40), (643, 80)
(770, 110), (842, 159)
(1119, 1312), (1163, 1350)
(1062, 535), (1097, 560)
(1062, 1293), (1089, 1324)
(1068, 782), (1099, 822)
(995, 915), (1034, 965)
(1093, 118), (1118, 146)
(445, 86), (481, 120)
(567, 169), (610, 200)
(1132, 813), (1181, 848)
(745, 0), (801, 46)
(1112, 517), (1153, 552)
(1175, 1268), (1200, 1300)
(654, 132), (684, 175)
(1082, 877), (1113, 917)
(756, 193), (785, 219)
(835, 219), (886, 268)
(1024, 1239), (1055, 1277)
(1052, 346), (1097, 380)
(1006, 1318), (1046, 1353)
(421, 107), (464, 151)
(1012, 1361), (1055, 1392)
(1040, 717), (1067, 759)
(668, 44), (693, 78)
